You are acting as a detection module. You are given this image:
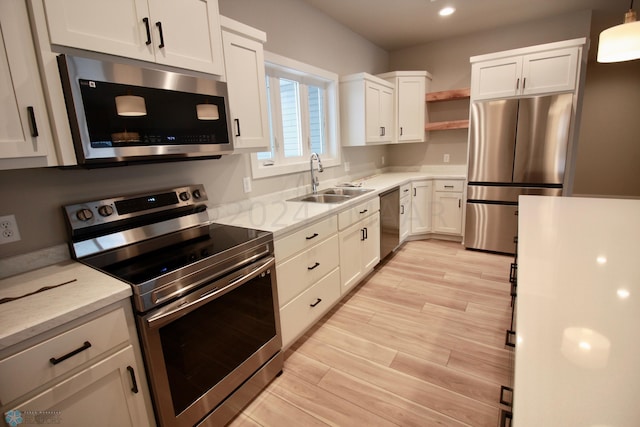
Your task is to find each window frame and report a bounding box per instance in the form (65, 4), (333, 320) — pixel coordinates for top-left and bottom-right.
(250, 52), (341, 179)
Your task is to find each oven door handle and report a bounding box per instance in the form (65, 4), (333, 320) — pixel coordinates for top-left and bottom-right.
(144, 255), (275, 329)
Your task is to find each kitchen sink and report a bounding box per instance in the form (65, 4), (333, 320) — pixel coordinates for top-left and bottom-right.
(288, 188), (374, 203)
(320, 188), (373, 196)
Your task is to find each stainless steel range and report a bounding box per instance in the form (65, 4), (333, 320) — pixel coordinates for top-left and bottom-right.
(63, 185), (283, 427)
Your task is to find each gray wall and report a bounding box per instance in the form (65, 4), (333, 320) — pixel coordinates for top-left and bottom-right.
(0, 0), (388, 259)
(572, 60), (640, 197)
(387, 10), (593, 167)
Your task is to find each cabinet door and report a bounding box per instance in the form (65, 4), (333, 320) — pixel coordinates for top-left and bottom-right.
(149, 0), (224, 75)
(410, 181), (432, 234)
(399, 195), (411, 242)
(521, 47), (578, 95)
(9, 346), (152, 427)
(364, 81), (383, 143)
(379, 86), (394, 143)
(222, 30), (269, 150)
(361, 213), (380, 272)
(397, 76), (425, 142)
(433, 192), (463, 234)
(471, 56), (523, 100)
(43, 0), (154, 62)
(339, 221), (363, 293)
(0, 1), (53, 163)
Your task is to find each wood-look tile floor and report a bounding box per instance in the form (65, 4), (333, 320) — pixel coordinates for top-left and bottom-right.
(229, 240), (513, 427)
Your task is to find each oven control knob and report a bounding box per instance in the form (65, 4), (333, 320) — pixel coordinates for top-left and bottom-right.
(179, 191), (191, 201)
(98, 205), (114, 217)
(189, 253), (197, 262)
(192, 189), (202, 199)
(76, 208), (94, 222)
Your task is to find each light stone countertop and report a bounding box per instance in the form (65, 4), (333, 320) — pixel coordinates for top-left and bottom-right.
(515, 196), (640, 426)
(212, 172), (466, 238)
(0, 260), (131, 350)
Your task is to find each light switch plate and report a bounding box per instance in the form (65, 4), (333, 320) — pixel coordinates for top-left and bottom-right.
(243, 177), (252, 193)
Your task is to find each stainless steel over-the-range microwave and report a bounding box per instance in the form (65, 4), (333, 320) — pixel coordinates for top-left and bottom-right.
(57, 54), (233, 166)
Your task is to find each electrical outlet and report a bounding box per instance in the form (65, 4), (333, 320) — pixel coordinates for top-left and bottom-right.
(344, 161), (350, 172)
(443, 153), (450, 163)
(242, 177), (252, 193)
(0, 214), (21, 244)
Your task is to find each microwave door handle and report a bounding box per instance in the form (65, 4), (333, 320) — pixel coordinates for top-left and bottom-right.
(145, 256), (275, 329)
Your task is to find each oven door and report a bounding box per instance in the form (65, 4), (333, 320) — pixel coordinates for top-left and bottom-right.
(138, 255), (281, 427)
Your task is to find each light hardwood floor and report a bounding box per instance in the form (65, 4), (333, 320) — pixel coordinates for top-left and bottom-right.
(230, 239), (513, 426)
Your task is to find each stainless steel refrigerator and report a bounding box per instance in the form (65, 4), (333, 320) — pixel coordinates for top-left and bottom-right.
(464, 93), (573, 254)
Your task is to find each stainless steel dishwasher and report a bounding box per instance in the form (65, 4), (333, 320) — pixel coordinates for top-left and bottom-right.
(380, 187), (400, 259)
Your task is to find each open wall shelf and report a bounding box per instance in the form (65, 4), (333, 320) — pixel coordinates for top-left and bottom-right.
(425, 88), (470, 131)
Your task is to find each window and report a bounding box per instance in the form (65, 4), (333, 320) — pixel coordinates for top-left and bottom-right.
(251, 52), (340, 178)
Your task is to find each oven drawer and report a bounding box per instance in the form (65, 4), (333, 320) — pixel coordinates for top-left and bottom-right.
(338, 197), (380, 230)
(276, 234), (339, 307)
(0, 307), (129, 405)
(280, 268), (341, 348)
(274, 215), (338, 261)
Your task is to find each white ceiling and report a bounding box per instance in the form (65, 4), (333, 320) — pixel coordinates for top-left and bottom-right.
(297, 0), (633, 51)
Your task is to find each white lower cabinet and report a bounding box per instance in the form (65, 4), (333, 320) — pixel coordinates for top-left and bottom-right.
(0, 302), (154, 426)
(10, 346), (149, 427)
(338, 198), (381, 293)
(279, 268), (340, 349)
(410, 180), (432, 234)
(399, 183), (411, 243)
(432, 180), (463, 235)
(275, 216), (340, 348)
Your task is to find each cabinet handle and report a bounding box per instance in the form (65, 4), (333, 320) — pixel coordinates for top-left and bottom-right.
(401, 205), (405, 215)
(143, 17), (152, 45)
(234, 118), (241, 137)
(305, 232), (319, 240)
(307, 262), (320, 270)
(27, 106), (39, 137)
(310, 298), (322, 308)
(127, 366), (139, 394)
(500, 385), (513, 407)
(380, 127), (384, 136)
(359, 209), (368, 214)
(403, 188), (409, 193)
(500, 409), (513, 427)
(155, 21), (165, 48)
(360, 228), (366, 241)
(458, 199), (461, 208)
(49, 341), (92, 365)
(516, 78), (520, 90)
(444, 185), (454, 189)
(523, 77), (527, 89)
(505, 330), (516, 348)
(400, 127), (403, 136)
(364, 227), (368, 240)
(413, 188), (416, 197)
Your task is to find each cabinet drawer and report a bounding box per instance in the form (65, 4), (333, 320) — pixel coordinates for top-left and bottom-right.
(434, 180), (463, 192)
(0, 307), (129, 405)
(400, 183), (411, 197)
(338, 197), (380, 230)
(276, 234), (339, 306)
(274, 215), (338, 261)
(280, 268), (341, 348)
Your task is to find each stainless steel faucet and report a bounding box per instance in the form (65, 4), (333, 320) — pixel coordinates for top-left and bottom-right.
(310, 152), (324, 193)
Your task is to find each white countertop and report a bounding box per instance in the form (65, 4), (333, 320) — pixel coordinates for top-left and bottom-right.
(0, 261), (131, 351)
(515, 196), (640, 426)
(213, 172), (465, 237)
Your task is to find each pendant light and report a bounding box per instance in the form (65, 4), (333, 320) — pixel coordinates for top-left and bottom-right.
(597, 0), (640, 63)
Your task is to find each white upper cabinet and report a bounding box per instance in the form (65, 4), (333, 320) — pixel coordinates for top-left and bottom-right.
(0, 0), (56, 169)
(42, 0), (225, 76)
(340, 73), (394, 146)
(378, 71), (431, 144)
(221, 17), (269, 151)
(471, 39), (584, 100)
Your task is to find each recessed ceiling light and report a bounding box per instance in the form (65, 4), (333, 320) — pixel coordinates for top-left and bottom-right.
(439, 6), (456, 16)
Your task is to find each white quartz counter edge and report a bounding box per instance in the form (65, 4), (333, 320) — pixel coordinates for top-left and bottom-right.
(211, 172), (465, 238)
(0, 261), (132, 351)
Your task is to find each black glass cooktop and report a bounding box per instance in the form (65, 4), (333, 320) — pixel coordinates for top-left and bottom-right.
(98, 223), (270, 285)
